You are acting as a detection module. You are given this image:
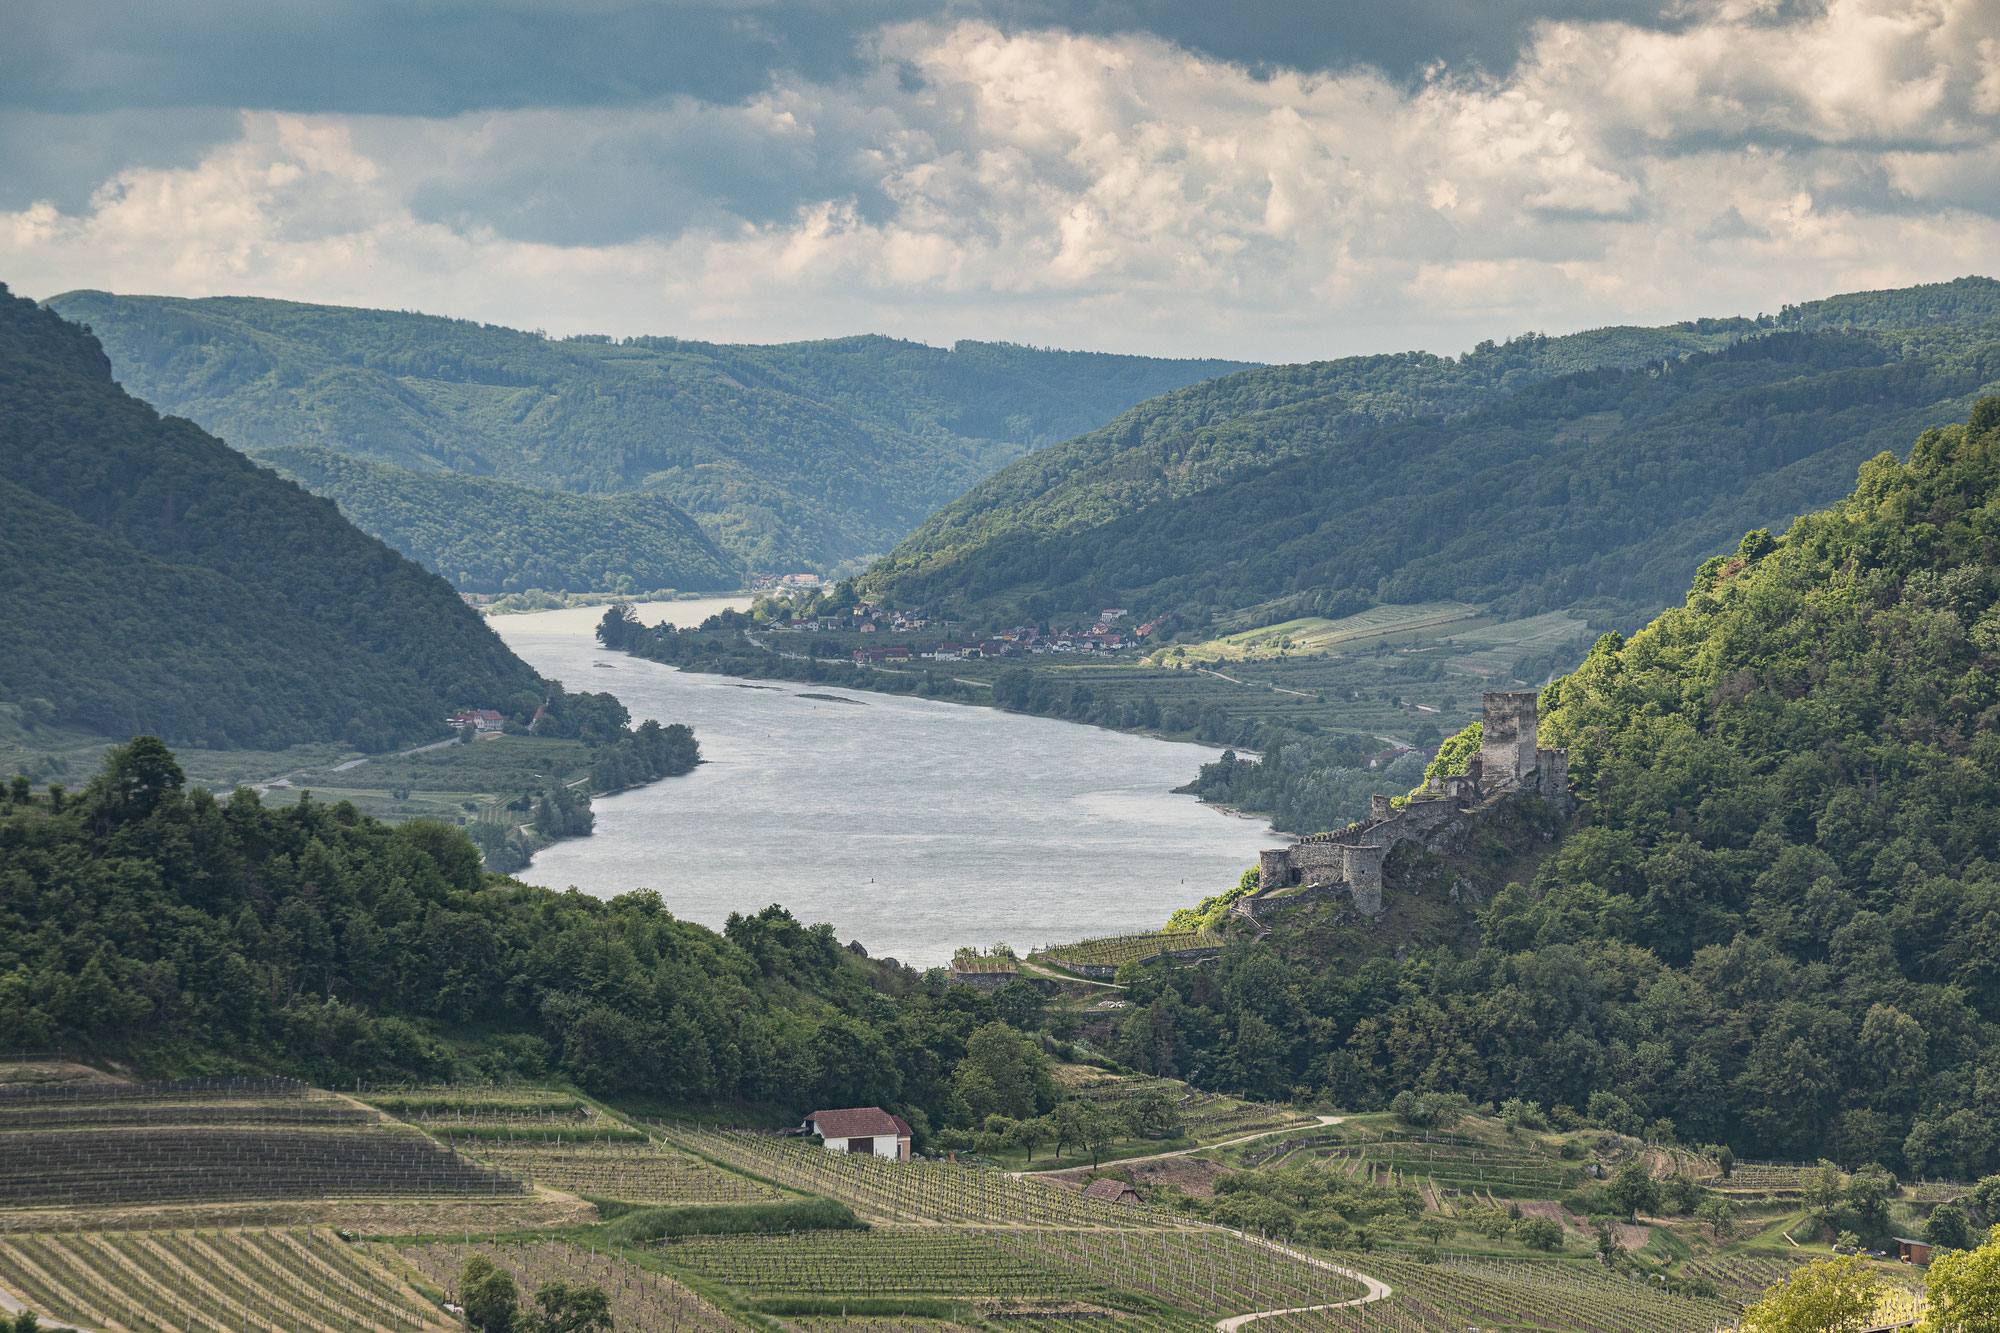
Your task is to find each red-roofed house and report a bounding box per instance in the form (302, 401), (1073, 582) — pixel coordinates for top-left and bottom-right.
(803, 1107), (912, 1160)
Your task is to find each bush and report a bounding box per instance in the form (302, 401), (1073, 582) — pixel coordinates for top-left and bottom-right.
(1586, 1092), (1643, 1137)
(1389, 1090), (1464, 1129)
(606, 1199), (864, 1242)
(1516, 1218), (1564, 1251)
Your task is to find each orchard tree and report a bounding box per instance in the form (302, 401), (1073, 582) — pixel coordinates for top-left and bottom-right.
(1740, 1256), (1881, 1333)
(1922, 1234), (2000, 1331)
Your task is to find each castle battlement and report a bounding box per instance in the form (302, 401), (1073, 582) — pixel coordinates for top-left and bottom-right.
(1250, 691), (1569, 918)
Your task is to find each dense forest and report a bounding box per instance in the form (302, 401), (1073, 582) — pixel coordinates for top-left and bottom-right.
(0, 737), (1051, 1138)
(1110, 401), (2000, 1179)
(259, 446), (742, 594)
(868, 278), (2000, 628)
(48, 291), (1253, 572)
(0, 285), (544, 753)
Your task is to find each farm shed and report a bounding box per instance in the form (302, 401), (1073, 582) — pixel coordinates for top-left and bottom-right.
(1897, 1237), (1934, 1265)
(804, 1107), (912, 1161)
(1082, 1177), (1141, 1205)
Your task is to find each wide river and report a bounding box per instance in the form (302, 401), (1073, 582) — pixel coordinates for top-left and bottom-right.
(491, 599), (1276, 966)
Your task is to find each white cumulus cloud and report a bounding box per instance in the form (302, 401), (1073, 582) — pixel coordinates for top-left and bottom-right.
(4, 0), (1999, 360)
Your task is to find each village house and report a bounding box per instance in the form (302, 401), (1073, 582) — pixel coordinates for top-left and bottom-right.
(448, 709), (506, 733)
(803, 1107), (912, 1160)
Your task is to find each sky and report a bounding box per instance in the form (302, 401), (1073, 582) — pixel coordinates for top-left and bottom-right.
(4, 0), (2000, 362)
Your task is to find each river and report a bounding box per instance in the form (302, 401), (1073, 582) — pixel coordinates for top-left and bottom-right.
(490, 600), (1277, 967)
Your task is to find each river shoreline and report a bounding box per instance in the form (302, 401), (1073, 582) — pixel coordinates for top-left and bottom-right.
(490, 607), (1277, 966)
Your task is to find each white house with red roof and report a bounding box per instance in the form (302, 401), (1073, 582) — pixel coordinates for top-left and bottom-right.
(803, 1106), (912, 1160)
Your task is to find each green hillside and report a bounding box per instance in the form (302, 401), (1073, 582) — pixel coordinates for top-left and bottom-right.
(1125, 400), (2000, 1176)
(46, 291), (1256, 573)
(867, 277), (2000, 629)
(0, 285), (545, 753)
(257, 445), (741, 594)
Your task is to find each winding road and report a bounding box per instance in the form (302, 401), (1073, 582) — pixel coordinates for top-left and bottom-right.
(1213, 1234), (1395, 1330)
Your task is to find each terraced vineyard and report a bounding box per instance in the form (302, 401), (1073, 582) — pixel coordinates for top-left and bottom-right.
(1041, 930), (1223, 972)
(401, 1238), (736, 1333)
(458, 1140), (782, 1205)
(1335, 1141), (1579, 1198)
(666, 1224), (1364, 1330)
(0, 1227), (448, 1333)
(665, 1228), (1086, 1300)
(1340, 1255), (1737, 1333)
(1680, 1253), (1807, 1303)
(0, 1127), (523, 1207)
(982, 1226), (1367, 1317)
(651, 1125), (1172, 1226)
(0, 1078), (524, 1209)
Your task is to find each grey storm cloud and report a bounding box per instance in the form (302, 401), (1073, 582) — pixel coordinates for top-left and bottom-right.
(2, 0), (1997, 361)
(6, 0), (1679, 117)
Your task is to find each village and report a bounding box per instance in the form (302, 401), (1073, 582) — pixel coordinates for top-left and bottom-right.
(755, 601), (1171, 664)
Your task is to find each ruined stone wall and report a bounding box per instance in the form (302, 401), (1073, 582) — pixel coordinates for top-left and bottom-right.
(1251, 690), (1568, 919)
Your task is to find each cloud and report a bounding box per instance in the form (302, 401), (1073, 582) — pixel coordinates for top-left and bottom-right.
(4, 0), (1999, 361)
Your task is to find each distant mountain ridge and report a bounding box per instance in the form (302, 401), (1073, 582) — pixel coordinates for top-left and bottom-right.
(0, 285), (546, 752)
(46, 291), (1258, 573)
(865, 277), (2000, 629)
(257, 446), (742, 595)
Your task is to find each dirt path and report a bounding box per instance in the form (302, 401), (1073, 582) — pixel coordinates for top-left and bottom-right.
(1022, 1116), (1346, 1180)
(1212, 1232), (1394, 1330)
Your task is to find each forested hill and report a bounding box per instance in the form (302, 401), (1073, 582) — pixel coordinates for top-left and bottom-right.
(0, 736), (957, 1115)
(259, 446), (742, 595)
(1119, 401), (2000, 1177)
(867, 277), (2000, 627)
(0, 285), (545, 752)
(45, 291), (1256, 573)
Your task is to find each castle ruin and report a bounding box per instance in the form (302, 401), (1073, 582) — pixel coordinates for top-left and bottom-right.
(1251, 691), (1569, 918)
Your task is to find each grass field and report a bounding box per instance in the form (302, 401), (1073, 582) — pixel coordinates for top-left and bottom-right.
(1171, 604), (1484, 663)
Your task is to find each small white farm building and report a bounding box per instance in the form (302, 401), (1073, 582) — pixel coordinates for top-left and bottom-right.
(803, 1107), (912, 1160)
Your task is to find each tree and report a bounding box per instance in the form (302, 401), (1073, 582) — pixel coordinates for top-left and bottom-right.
(1966, 1174), (2000, 1225)
(1121, 1087), (1184, 1139)
(528, 1282), (613, 1333)
(1515, 1218), (1564, 1251)
(1927, 1202), (1974, 1253)
(1052, 1101), (1091, 1161)
(1697, 1195), (1737, 1241)
(1923, 1234), (2000, 1332)
(1606, 1162), (1660, 1220)
(460, 1254), (519, 1333)
(88, 735), (184, 826)
(952, 1022), (1052, 1122)
(1803, 1160), (1848, 1217)
(1080, 1106), (1119, 1168)
(1007, 1115), (1050, 1163)
(1740, 1255), (1882, 1333)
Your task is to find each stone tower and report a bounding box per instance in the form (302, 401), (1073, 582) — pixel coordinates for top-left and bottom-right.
(1481, 691), (1540, 789)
